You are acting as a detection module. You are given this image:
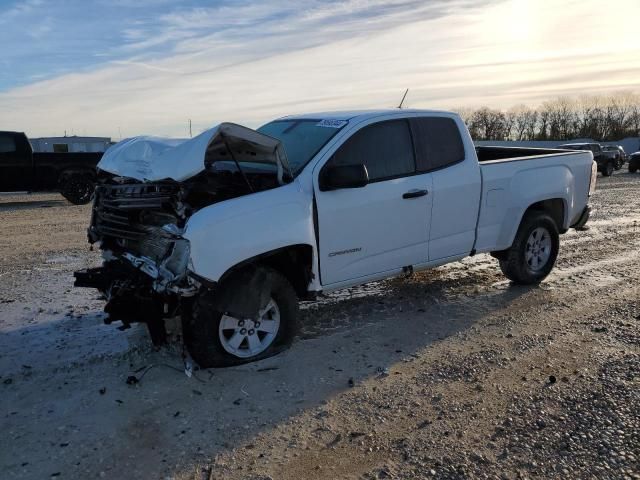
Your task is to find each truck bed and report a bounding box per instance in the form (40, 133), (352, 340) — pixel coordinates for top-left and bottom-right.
(474, 147), (594, 255)
(476, 146), (577, 163)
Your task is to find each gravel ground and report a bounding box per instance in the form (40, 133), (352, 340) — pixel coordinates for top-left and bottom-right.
(0, 170), (639, 480)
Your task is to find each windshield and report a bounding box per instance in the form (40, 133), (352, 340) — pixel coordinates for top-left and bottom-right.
(258, 119), (347, 174)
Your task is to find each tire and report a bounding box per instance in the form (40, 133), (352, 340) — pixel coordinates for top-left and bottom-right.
(630, 165), (638, 173)
(602, 161), (614, 177)
(498, 212), (560, 285)
(183, 266), (299, 368)
(61, 175), (95, 205)
(614, 157), (623, 170)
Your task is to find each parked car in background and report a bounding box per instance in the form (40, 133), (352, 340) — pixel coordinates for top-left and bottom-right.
(557, 143), (617, 176)
(0, 131), (102, 204)
(629, 152), (640, 173)
(602, 144), (626, 170)
(75, 110), (596, 367)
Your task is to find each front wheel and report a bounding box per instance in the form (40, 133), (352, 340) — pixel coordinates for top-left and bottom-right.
(630, 164), (638, 173)
(498, 212), (560, 285)
(602, 161), (614, 177)
(61, 175), (95, 205)
(183, 266), (299, 368)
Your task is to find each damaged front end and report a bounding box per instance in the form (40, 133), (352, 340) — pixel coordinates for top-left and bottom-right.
(74, 180), (199, 343)
(74, 122), (290, 344)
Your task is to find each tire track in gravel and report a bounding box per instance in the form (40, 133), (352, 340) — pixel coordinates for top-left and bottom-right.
(232, 225), (640, 477)
(3, 175), (639, 480)
(203, 271), (639, 480)
(200, 224), (640, 478)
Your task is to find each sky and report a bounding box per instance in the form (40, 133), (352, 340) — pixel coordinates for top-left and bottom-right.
(0, 0), (639, 139)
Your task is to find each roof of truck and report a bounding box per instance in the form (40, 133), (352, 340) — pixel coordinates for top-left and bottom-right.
(278, 109), (454, 121)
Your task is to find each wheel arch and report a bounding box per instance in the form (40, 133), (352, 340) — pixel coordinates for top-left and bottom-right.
(522, 198), (566, 233)
(57, 167), (97, 186)
(491, 197), (566, 260)
(218, 244), (316, 299)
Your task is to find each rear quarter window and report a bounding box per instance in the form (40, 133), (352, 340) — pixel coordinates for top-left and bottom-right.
(410, 117), (465, 172)
(53, 144), (69, 153)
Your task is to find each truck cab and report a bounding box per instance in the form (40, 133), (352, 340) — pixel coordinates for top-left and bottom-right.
(0, 132), (35, 192)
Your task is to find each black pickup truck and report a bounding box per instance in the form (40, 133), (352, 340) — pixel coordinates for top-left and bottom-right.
(0, 131), (103, 204)
(557, 143), (618, 177)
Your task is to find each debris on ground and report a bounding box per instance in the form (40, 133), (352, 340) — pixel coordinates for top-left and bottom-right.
(1, 174), (638, 479)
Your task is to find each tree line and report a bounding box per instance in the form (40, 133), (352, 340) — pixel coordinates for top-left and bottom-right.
(454, 92), (640, 142)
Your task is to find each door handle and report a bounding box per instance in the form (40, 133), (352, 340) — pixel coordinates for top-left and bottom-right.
(402, 189), (428, 199)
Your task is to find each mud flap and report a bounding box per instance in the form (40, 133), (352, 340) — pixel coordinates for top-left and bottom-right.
(211, 267), (271, 320)
(571, 205), (591, 231)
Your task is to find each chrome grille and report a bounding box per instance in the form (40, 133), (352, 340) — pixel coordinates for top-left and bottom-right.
(90, 183), (180, 261)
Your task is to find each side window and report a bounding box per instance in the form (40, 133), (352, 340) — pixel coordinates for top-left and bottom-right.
(410, 117), (465, 172)
(0, 134), (17, 154)
(53, 144), (69, 153)
(328, 120), (415, 181)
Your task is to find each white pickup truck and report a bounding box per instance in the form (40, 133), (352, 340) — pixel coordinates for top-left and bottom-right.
(75, 110), (596, 367)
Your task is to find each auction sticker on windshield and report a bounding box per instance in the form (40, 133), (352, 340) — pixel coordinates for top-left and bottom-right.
(316, 119), (348, 128)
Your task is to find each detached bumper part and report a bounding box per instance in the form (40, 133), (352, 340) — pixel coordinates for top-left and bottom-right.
(571, 205), (591, 230)
(75, 263), (175, 345)
(120, 235), (194, 296)
(74, 267), (110, 290)
(74, 244), (195, 345)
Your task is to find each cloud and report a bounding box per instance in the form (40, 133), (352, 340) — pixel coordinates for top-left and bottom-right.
(0, 0), (471, 90)
(0, 0), (44, 21)
(0, 0), (639, 138)
(110, 59), (183, 74)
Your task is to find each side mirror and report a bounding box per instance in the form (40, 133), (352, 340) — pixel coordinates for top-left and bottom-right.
(319, 164), (369, 191)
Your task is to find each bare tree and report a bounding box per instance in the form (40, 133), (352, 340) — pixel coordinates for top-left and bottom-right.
(629, 102), (640, 137)
(469, 107), (508, 141)
(508, 105), (526, 141)
(577, 95), (603, 139)
(456, 91), (640, 141)
(451, 107), (475, 127)
(536, 106), (551, 140)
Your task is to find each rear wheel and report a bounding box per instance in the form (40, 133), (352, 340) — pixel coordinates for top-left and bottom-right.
(630, 164), (638, 173)
(498, 212), (559, 285)
(183, 266), (299, 368)
(61, 175), (95, 204)
(614, 157), (623, 170)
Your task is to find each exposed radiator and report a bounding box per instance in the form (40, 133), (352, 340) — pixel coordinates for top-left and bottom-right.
(89, 182), (181, 261)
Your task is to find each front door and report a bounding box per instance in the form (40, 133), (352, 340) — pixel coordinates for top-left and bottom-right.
(314, 119), (433, 286)
(0, 133), (30, 191)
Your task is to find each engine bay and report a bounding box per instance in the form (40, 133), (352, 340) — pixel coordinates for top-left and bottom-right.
(74, 127), (290, 343)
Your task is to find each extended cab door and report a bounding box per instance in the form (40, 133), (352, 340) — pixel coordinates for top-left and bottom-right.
(314, 119), (433, 286)
(408, 116), (481, 260)
(0, 133), (33, 191)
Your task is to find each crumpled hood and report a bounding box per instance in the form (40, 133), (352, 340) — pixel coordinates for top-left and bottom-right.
(98, 122), (289, 182)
